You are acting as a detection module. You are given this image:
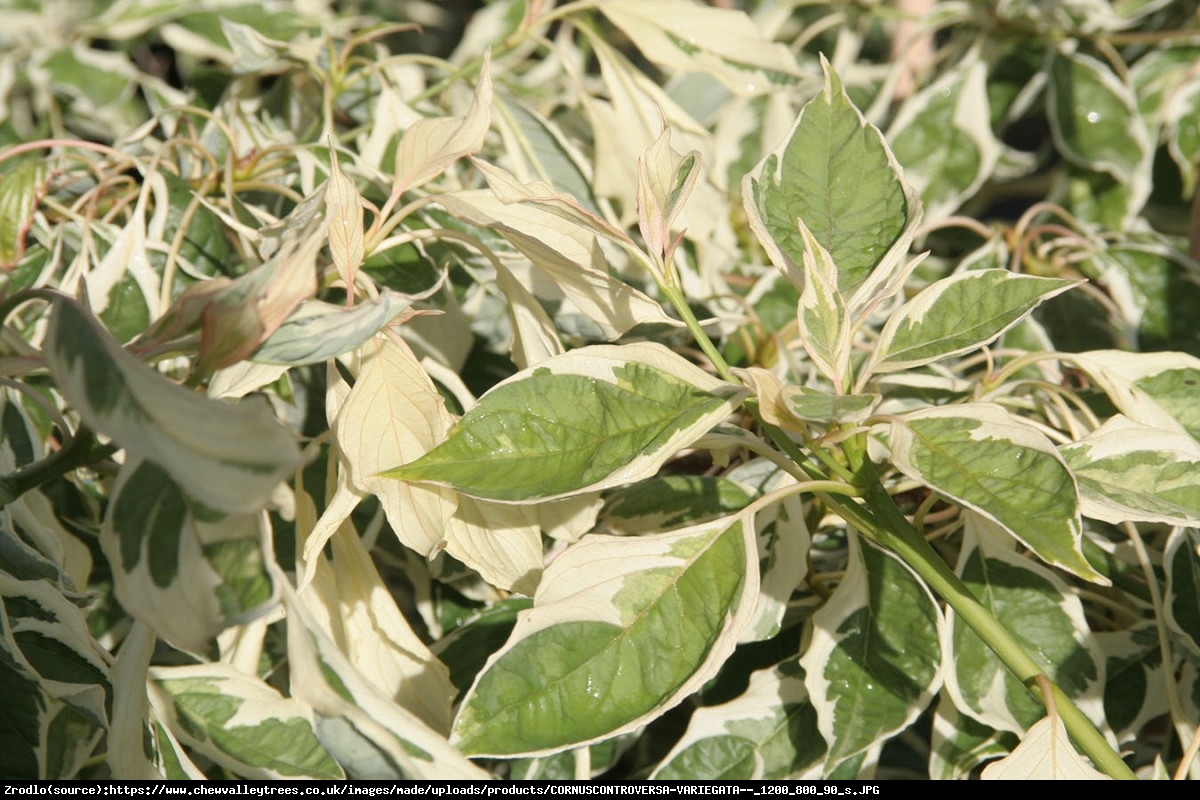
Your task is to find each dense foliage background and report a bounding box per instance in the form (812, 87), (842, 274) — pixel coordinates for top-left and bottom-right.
(1, 0), (1199, 781)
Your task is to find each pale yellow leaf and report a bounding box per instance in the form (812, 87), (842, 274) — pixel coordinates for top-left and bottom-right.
(326, 149), (365, 297)
(982, 715), (1111, 780)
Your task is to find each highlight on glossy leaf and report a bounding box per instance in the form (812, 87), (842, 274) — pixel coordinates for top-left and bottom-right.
(383, 342), (748, 502)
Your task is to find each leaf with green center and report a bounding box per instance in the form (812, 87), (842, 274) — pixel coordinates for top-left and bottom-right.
(384, 343), (747, 502)
(150, 664), (343, 780)
(929, 699), (1018, 780)
(1061, 415), (1200, 525)
(651, 661), (824, 779)
(251, 293), (414, 366)
(799, 534), (942, 770)
(794, 219), (850, 386)
(782, 388), (880, 424)
(888, 403), (1105, 584)
(101, 459), (277, 652)
(43, 297), (300, 514)
(943, 514), (1105, 734)
(451, 516), (757, 757)
(0, 159), (44, 268)
(1068, 350), (1200, 440)
(869, 270), (1078, 373)
(1048, 51), (1150, 183)
(1164, 528), (1200, 659)
(889, 53), (999, 223)
(743, 57), (920, 309)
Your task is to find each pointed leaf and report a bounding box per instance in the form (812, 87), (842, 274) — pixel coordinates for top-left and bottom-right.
(393, 54), (492, 193)
(251, 293), (415, 366)
(326, 149), (365, 293)
(599, 0), (800, 95)
(943, 515), (1105, 734)
(1164, 528), (1200, 659)
(981, 715), (1110, 779)
(43, 297), (300, 514)
(452, 516), (758, 757)
(150, 664), (343, 780)
(636, 128), (700, 259)
(800, 534), (942, 768)
(651, 661), (825, 779)
(1062, 416), (1200, 525)
(386, 343), (748, 502)
(870, 270), (1078, 373)
(744, 58), (919, 304)
(889, 403), (1105, 583)
(1068, 350), (1200, 441)
(0, 159), (45, 267)
(795, 219), (851, 385)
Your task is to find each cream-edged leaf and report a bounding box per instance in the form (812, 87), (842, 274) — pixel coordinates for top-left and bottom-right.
(386, 343), (747, 502)
(888, 403), (1105, 584)
(149, 664), (343, 780)
(44, 297), (300, 514)
(451, 515), (758, 757)
(800, 534), (942, 769)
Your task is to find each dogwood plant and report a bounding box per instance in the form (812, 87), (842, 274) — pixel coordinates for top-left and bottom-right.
(1, 0), (1198, 781)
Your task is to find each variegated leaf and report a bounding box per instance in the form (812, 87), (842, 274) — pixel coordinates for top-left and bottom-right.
(385, 343), (748, 502)
(869, 271), (1078, 374)
(651, 661), (824, 779)
(452, 515), (759, 757)
(1067, 350), (1200, 441)
(252, 293), (414, 366)
(149, 664), (343, 780)
(1061, 415), (1200, 525)
(888, 403), (1105, 583)
(942, 514), (1105, 734)
(800, 534), (942, 770)
(1164, 527), (1200, 659)
(101, 458), (277, 652)
(43, 297), (300, 514)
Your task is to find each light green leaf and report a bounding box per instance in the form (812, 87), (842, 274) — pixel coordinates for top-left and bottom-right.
(781, 388), (880, 425)
(1048, 50), (1150, 182)
(981, 715), (1110, 779)
(251, 293), (414, 365)
(800, 534), (942, 770)
(744, 57), (920, 306)
(43, 297), (300, 514)
(888, 403), (1105, 583)
(385, 343), (747, 502)
(599, 475), (755, 534)
(494, 97), (600, 215)
(150, 664), (343, 780)
(0, 159), (44, 267)
(1062, 416), (1200, 525)
(1068, 350), (1200, 441)
(452, 516), (758, 757)
(1164, 528), (1200, 659)
(889, 54), (999, 222)
(943, 514), (1105, 734)
(101, 459), (277, 652)
(870, 270), (1078, 373)
(651, 661), (824, 779)
(598, 0), (800, 95)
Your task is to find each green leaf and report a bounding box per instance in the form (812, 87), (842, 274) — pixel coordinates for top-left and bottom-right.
(944, 515), (1104, 733)
(1164, 528), (1200, 659)
(1048, 51), (1150, 182)
(870, 271), (1078, 373)
(599, 475), (754, 534)
(794, 219), (850, 386)
(800, 534), (942, 770)
(101, 459), (277, 652)
(0, 159), (44, 267)
(495, 97), (600, 215)
(744, 57), (918, 304)
(781, 389), (880, 424)
(151, 664), (343, 780)
(452, 516), (757, 757)
(889, 54), (998, 222)
(43, 297), (301, 514)
(1061, 416), (1200, 525)
(1069, 350), (1200, 441)
(929, 697), (1018, 780)
(651, 661), (824, 779)
(385, 343), (747, 502)
(888, 404), (1105, 583)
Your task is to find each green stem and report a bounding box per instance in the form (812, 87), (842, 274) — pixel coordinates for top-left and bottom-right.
(0, 427), (116, 510)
